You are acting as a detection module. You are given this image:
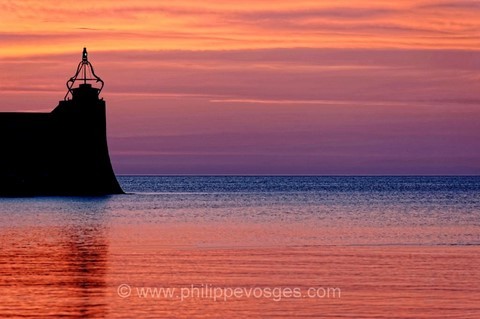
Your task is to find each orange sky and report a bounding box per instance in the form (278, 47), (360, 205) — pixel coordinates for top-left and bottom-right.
(1, 1), (479, 174)
(1, 0), (480, 56)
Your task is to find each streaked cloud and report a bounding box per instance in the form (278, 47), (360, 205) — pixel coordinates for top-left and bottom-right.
(1, 0), (480, 57)
(1, 1), (479, 174)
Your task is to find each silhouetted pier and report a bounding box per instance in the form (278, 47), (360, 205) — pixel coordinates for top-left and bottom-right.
(0, 48), (123, 196)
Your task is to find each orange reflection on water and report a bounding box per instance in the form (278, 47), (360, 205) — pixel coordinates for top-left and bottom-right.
(1, 221), (479, 317)
(108, 237), (480, 317)
(0, 225), (108, 318)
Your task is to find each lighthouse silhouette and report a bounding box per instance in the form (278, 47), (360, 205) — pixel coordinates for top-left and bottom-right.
(0, 48), (124, 196)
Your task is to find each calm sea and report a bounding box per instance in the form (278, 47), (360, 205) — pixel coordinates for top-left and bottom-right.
(1, 176), (479, 318)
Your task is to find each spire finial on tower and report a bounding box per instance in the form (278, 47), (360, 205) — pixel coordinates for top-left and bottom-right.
(82, 47), (88, 62)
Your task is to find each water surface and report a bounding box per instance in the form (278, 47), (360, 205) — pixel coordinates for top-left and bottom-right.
(1, 176), (479, 318)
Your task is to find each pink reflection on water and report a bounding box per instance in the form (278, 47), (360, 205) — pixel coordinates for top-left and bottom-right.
(0, 225), (108, 318)
(1, 220), (479, 318)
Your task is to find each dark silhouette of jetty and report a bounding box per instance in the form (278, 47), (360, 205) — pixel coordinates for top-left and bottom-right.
(0, 48), (123, 196)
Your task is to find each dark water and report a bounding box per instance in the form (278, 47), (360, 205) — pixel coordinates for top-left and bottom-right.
(1, 176), (479, 318)
(122, 175), (480, 193)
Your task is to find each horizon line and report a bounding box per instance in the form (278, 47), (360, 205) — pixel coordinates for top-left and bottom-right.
(116, 174), (480, 177)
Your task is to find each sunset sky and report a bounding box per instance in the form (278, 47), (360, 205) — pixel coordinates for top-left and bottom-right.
(0, 0), (479, 174)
